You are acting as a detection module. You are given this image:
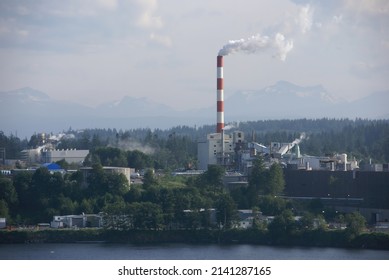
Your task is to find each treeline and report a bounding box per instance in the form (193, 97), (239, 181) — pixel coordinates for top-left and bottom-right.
(0, 165), (129, 224)
(0, 131), (27, 159)
(0, 164), (239, 228)
(1, 158), (368, 242)
(1, 159), (285, 227)
(1, 118), (389, 168)
(299, 121), (389, 163)
(86, 118), (389, 164)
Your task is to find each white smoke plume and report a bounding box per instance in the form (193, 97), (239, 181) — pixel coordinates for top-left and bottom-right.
(218, 33), (293, 61)
(222, 124), (235, 131)
(292, 132), (306, 146)
(111, 140), (155, 155)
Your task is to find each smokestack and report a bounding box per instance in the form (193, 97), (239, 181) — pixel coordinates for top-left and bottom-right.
(215, 33), (293, 133)
(217, 55), (224, 133)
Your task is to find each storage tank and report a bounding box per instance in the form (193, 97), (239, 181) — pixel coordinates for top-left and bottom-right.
(340, 153), (347, 164)
(340, 153), (347, 171)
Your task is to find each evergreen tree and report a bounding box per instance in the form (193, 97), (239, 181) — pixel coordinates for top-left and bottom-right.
(265, 163), (285, 195)
(268, 209), (296, 244)
(0, 176), (18, 208)
(215, 193), (238, 229)
(345, 212), (366, 237)
(0, 199), (9, 218)
(247, 156), (267, 206)
(198, 164), (225, 192)
(142, 169), (157, 189)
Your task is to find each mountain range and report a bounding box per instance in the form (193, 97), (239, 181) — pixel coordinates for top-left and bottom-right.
(1, 81), (388, 138)
(225, 81), (389, 120)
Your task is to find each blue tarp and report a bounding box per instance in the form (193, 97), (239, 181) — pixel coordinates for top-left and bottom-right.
(42, 162), (61, 170)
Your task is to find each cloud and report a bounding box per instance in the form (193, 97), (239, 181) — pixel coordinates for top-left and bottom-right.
(0, 0), (170, 52)
(350, 61), (375, 79)
(135, 0), (163, 29)
(1, 0), (387, 112)
(332, 15), (343, 24)
(297, 4), (314, 34)
(0, 25), (8, 35)
(343, 0), (389, 15)
(149, 33), (172, 47)
(382, 40), (389, 49)
(17, 29), (28, 37)
(349, 61), (389, 79)
(290, 0), (388, 55)
(97, 0), (118, 11)
(15, 5), (30, 16)
(133, 0), (172, 49)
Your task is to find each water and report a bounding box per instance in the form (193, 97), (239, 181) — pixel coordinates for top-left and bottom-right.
(1, 243), (388, 260)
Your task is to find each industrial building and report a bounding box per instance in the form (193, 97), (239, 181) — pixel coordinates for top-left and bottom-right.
(41, 149), (89, 164)
(196, 54), (389, 225)
(20, 147), (89, 165)
(50, 214), (103, 228)
(197, 131), (244, 170)
(197, 55), (246, 171)
(18, 132), (89, 165)
(197, 54), (360, 174)
(0, 218), (6, 229)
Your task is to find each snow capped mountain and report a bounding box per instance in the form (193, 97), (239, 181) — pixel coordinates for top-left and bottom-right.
(0, 87), (50, 103)
(269, 81), (340, 103)
(0, 82), (387, 138)
(236, 81), (339, 103)
(97, 95), (176, 117)
(0, 88), (185, 138)
(225, 81), (362, 122)
(225, 81), (345, 120)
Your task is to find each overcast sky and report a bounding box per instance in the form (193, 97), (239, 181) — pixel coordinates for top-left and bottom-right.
(0, 0), (388, 110)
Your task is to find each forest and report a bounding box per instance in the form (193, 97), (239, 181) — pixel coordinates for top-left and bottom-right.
(0, 160), (282, 226)
(1, 118), (389, 170)
(1, 118), (388, 246)
(0, 155), (366, 240)
(1, 155), (378, 250)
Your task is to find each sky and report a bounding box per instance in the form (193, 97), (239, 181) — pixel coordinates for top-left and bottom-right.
(0, 0), (388, 111)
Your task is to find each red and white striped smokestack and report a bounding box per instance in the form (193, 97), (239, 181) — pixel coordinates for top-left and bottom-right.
(216, 55), (224, 133)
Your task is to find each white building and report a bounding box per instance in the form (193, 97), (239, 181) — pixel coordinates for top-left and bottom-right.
(296, 154), (359, 171)
(41, 149), (89, 164)
(20, 147), (89, 165)
(50, 214), (103, 228)
(197, 131), (244, 170)
(0, 218), (6, 229)
(20, 147), (42, 164)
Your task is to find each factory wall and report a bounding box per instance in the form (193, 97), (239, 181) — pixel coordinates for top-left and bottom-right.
(283, 170), (389, 209)
(197, 140), (214, 170)
(197, 133), (222, 170)
(43, 149), (89, 164)
(197, 130), (245, 170)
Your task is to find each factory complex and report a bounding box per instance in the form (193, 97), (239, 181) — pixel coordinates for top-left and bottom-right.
(1, 55), (388, 229)
(199, 55), (363, 174)
(196, 55), (389, 225)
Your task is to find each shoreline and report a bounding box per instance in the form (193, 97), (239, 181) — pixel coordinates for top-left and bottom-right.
(1, 228), (389, 251)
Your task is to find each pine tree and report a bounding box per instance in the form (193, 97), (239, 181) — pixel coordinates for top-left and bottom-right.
(266, 163), (285, 195)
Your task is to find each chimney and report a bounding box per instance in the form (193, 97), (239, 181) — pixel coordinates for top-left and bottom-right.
(217, 55), (224, 133)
